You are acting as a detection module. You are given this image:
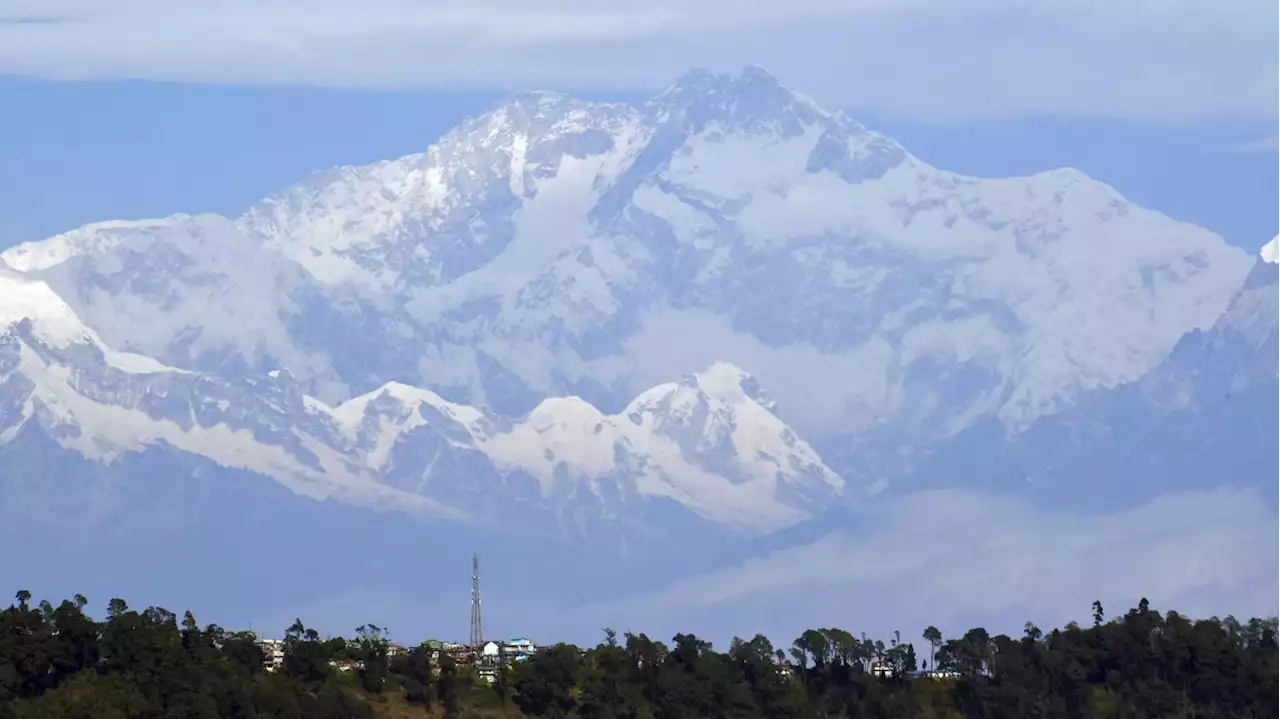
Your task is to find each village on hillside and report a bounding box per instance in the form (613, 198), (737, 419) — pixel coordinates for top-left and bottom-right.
(251, 554), (963, 683)
(253, 635), (962, 683)
(256, 636), (544, 683)
(253, 554), (553, 683)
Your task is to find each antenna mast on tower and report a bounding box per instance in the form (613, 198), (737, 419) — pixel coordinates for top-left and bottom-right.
(469, 552), (484, 649)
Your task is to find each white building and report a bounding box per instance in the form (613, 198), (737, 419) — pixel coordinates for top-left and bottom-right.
(258, 639), (285, 673)
(504, 638), (537, 662)
(477, 638), (539, 668)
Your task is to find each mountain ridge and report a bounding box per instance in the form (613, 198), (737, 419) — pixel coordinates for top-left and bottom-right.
(0, 66), (1274, 641)
(0, 67), (1269, 537)
(1, 67), (1251, 460)
(879, 237), (1279, 510)
(0, 271), (845, 538)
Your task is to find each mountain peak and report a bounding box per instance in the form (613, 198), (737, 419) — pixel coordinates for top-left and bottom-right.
(650, 65), (824, 132)
(1260, 236), (1278, 264)
(0, 267), (174, 376)
(739, 64), (781, 84)
(661, 65), (785, 96)
(483, 89), (593, 129)
(480, 363), (843, 531)
(0, 267), (96, 348)
(688, 362), (773, 408)
(1231, 235), (1280, 300)
(2, 64), (1255, 471)
(659, 66), (716, 96)
(694, 359), (752, 385)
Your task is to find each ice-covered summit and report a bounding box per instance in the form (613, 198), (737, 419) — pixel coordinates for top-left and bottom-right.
(0, 266), (171, 375)
(237, 90), (642, 290)
(0, 66), (1254, 462)
(0, 270), (844, 535)
(648, 65), (830, 132)
(0, 267), (94, 347)
(1260, 236), (1278, 264)
(480, 361), (842, 530)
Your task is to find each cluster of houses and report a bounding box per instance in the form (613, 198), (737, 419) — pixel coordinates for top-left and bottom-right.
(255, 637), (957, 683)
(258, 639), (285, 673)
(866, 662), (959, 679)
(254, 636), (543, 682)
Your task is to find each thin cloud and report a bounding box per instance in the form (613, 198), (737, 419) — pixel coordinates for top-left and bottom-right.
(0, 0), (1274, 120)
(577, 487), (1279, 645)
(1219, 136), (1280, 153)
(257, 487), (1278, 647)
(0, 16), (73, 25)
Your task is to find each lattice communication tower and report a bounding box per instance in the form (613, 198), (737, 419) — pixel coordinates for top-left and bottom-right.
(469, 552), (484, 649)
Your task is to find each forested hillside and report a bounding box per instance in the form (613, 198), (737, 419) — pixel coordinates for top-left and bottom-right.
(1, 590), (1275, 718)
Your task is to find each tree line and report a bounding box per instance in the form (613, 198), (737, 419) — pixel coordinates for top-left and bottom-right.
(1, 589), (1275, 718)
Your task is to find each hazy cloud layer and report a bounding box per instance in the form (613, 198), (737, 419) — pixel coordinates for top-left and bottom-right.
(0, 0), (1275, 120)
(596, 488), (1279, 643)
(260, 487), (1278, 646)
(1220, 135), (1280, 153)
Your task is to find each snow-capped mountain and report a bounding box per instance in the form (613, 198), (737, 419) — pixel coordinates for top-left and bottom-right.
(0, 266), (843, 539)
(886, 237), (1279, 510)
(1, 65), (1272, 638)
(1177, 236), (1279, 369)
(1, 67), (1252, 467)
(476, 362), (843, 531)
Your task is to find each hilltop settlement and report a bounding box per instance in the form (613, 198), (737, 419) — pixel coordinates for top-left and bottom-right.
(2, 589), (1276, 719)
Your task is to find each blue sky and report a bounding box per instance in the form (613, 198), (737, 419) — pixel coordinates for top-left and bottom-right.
(0, 0), (1275, 251)
(1, 76), (1275, 252)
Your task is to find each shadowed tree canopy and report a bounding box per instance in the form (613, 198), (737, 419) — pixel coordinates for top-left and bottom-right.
(1, 590), (1275, 719)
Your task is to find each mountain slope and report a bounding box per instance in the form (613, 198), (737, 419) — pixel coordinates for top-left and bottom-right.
(476, 362), (843, 530)
(0, 267), (844, 539)
(0, 266), (447, 517)
(893, 237), (1278, 510)
(1, 67), (1252, 460)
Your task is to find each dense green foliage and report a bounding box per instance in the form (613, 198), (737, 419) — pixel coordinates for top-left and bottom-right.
(1, 590), (1275, 718)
